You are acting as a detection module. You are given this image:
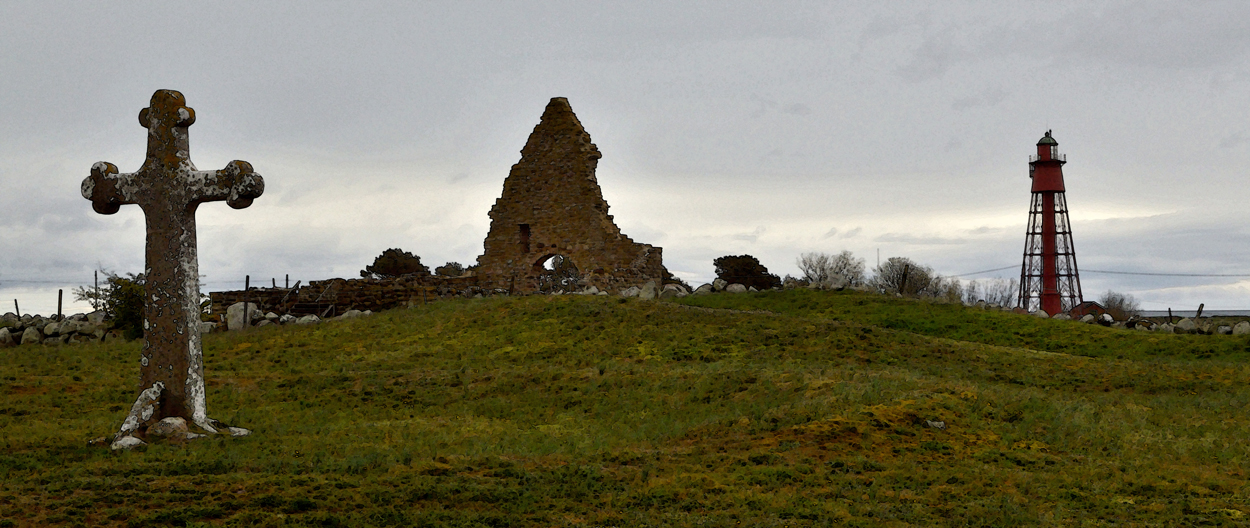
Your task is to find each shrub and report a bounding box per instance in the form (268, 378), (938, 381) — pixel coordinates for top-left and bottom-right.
(713, 255), (781, 290)
(435, 262), (465, 277)
(73, 270), (145, 339)
(796, 251), (865, 286)
(361, 249), (430, 279)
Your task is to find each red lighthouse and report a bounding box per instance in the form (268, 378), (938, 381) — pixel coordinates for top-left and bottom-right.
(1017, 130), (1083, 315)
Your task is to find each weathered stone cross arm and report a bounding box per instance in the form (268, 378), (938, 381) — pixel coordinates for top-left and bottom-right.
(82, 158), (264, 214)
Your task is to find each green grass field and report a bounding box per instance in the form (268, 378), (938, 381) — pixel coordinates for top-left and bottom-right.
(1, 289), (1248, 526)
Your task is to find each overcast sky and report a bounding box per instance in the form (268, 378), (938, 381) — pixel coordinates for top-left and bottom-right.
(3, 1), (1250, 315)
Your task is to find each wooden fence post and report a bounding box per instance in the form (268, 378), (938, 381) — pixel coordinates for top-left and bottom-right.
(244, 275), (250, 331)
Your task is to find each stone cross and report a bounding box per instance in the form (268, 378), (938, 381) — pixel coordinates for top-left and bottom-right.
(82, 89), (263, 448)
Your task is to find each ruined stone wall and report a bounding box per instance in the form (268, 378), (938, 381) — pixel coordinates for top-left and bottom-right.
(209, 275), (490, 318)
(474, 97), (665, 293)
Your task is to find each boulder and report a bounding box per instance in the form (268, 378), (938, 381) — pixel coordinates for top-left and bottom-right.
(1034, 309), (1050, 319)
(279, 314), (297, 325)
(1052, 313), (1072, 321)
(620, 286), (641, 298)
(1217, 325), (1232, 335)
(1097, 314), (1114, 326)
(748, 286), (758, 292)
(1156, 323), (1174, 334)
(1080, 314), (1096, 323)
(296, 315), (320, 325)
(1233, 321), (1250, 335)
(255, 320), (274, 328)
(639, 281), (659, 300)
(340, 309), (365, 319)
(712, 279), (728, 292)
(0, 328), (13, 347)
(726, 284), (748, 293)
(87, 310), (106, 325)
(693, 284), (713, 295)
(43, 337), (64, 345)
(43, 321), (62, 336)
(20, 327), (42, 346)
(226, 302), (261, 331)
(1175, 318), (1197, 332)
(147, 417), (189, 438)
(363, 311), (372, 316)
(264, 312), (280, 322)
(111, 436), (146, 451)
(582, 286), (600, 295)
(73, 320), (100, 335)
(199, 321), (217, 335)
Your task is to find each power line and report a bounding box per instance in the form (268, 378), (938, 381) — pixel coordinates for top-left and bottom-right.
(1082, 269), (1250, 278)
(950, 266), (1250, 279)
(952, 265), (1017, 277)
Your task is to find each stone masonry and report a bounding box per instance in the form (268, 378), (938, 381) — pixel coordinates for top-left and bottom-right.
(475, 97), (665, 293)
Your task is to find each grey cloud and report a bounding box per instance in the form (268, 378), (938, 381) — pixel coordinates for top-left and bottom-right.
(952, 87), (1010, 110)
(1220, 132), (1248, 149)
(1059, 3), (1250, 71)
(875, 233), (967, 245)
(782, 103), (812, 116)
(897, 34), (957, 83)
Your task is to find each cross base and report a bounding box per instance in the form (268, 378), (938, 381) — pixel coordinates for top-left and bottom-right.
(109, 381), (252, 450)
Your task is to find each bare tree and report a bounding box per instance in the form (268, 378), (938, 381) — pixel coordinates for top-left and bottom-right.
(871, 257), (936, 296)
(1099, 290), (1141, 319)
(930, 275), (963, 303)
(963, 278), (1020, 307)
(797, 250), (866, 285)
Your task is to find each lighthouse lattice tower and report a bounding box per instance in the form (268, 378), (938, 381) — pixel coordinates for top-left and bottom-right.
(1017, 130), (1083, 315)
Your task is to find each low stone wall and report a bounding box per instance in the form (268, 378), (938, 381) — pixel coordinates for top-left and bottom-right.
(209, 275), (493, 319)
(0, 311), (123, 347)
(208, 272), (676, 319)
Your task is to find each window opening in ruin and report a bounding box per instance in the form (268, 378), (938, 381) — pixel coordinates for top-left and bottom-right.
(519, 224), (531, 254)
(534, 254), (580, 293)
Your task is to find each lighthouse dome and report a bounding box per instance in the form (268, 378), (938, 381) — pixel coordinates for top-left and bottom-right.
(1037, 130), (1058, 146)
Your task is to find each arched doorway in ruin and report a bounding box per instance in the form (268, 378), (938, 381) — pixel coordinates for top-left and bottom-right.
(533, 254), (580, 293)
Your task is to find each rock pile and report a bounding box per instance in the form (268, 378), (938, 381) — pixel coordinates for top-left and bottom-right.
(0, 311), (122, 347)
(220, 302), (373, 332)
(1023, 309), (1250, 335)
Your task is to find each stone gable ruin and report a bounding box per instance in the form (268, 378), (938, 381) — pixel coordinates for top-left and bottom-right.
(475, 97), (665, 292)
(209, 97), (665, 320)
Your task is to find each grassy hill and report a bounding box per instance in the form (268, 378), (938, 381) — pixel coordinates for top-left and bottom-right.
(1, 289), (1248, 526)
